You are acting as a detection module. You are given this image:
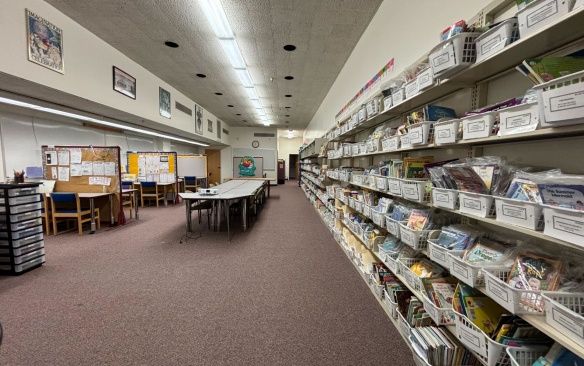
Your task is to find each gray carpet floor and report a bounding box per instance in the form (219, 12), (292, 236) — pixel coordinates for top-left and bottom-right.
(0, 181), (414, 366)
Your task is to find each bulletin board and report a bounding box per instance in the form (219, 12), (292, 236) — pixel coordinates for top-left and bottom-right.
(42, 145), (124, 224)
(127, 151), (178, 182)
(177, 154), (207, 178)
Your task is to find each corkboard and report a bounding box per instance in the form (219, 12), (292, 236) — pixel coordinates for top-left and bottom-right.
(42, 145), (124, 224)
(127, 151), (177, 181)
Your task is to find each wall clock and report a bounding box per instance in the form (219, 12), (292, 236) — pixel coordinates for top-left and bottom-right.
(252, 140), (260, 148)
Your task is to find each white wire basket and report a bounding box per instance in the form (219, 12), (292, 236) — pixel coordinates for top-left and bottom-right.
(448, 252), (510, 288)
(397, 258), (426, 292)
(372, 210), (386, 228)
(506, 346), (550, 366)
(482, 268), (546, 315)
(421, 293), (455, 325)
(429, 32), (479, 78)
(397, 311), (412, 339)
(376, 176), (388, 192)
(387, 177), (403, 196)
(384, 216), (404, 238)
(427, 239), (465, 269)
(432, 187), (459, 210)
(542, 292), (584, 343)
(384, 289), (399, 319)
(458, 191), (496, 218)
(398, 224), (439, 251)
(494, 197), (545, 231)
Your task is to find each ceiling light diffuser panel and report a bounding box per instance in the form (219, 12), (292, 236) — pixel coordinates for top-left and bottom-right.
(235, 68), (254, 88)
(245, 87), (259, 100)
(219, 39), (246, 69)
(251, 99), (262, 109)
(198, 0), (234, 38)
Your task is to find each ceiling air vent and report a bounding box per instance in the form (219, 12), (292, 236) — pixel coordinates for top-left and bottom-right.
(222, 128), (229, 135)
(254, 133), (275, 137)
(175, 102), (192, 116)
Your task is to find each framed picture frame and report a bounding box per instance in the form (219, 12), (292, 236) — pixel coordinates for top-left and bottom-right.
(112, 66), (136, 99)
(159, 87), (171, 119)
(207, 119), (213, 133)
(217, 120), (221, 139)
(26, 9), (64, 74)
(195, 105), (203, 135)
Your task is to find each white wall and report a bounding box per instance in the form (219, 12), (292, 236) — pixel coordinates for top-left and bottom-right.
(277, 137), (302, 162)
(0, 0), (228, 144)
(304, 0), (493, 140)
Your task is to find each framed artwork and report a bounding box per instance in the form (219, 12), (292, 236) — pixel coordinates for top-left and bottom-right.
(26, 9), (64, 74)
(159, 87), (171, 119)
(113, 67), (136, 99)
(207, 119), (213, 133)
(195, 105), (203, 135)
(217, 120), (221, 139)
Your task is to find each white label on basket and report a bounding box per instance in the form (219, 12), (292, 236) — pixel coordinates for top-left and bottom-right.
(462, 197), (482, 211)
(549, 91), (584, 113)
(552, 215), (584, 237)
(401, 230), (413, 246)
(468, 120), (486, 133)
(432, 44), (456, 71)
(387, 221), (398, 235)
(406, 81), (419, 97)
(452, 262), (469, 279)
(551, 307), (584, 339)
(418, 69), (433, 88)
(383, 96), (392, 111)
(409, 126), (423, 144)
(389, 183), (401, 195)
(431, 248), (446, 262)
(403, 187), (418, 200)
(401, 135), (411, 147)
(481, 35), (503, 55)
(502, 204), (528, 220)
(505, 113), (533, 128)
(526, 0), (558, 28)
(404, 270), (414, 286)
(457, 324), (486, 357)
(393, 92), (404, 104)
(359, 108), (366, 122)
(487, 280), (510, 303)
(437, 128), (452, 139)
(435, 192), (451, 203)
(367, 140), (374, 151)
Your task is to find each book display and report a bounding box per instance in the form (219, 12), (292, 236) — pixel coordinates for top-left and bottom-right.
(300, 1), (584, 365)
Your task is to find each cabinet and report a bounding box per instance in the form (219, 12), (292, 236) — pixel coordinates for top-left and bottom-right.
(302, 2), (584, 364)
(0, 183), (45, 275)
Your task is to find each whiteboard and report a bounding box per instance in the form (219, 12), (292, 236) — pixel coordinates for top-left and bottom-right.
(232, 148), (275, 171)
(177, 154), (207, 178)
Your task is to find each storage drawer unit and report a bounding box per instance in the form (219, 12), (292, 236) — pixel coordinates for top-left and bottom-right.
(0, 183), (45, 275)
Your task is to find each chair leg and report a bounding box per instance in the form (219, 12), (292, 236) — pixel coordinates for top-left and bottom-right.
(141, 195), (144, 208)
(96, 209), (101, 230)
(78, 216), (83, 235)
(43, 217), (51, 235)
(52, 217), (58, 236)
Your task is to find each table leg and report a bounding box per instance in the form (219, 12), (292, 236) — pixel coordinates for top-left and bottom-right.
(109, 194), (114, 226)
(89, 198), (96, 234)
(267, 181), (270, 197)
(134, 192), (139, 219)
(164, 185), (168, 207)
(242, 198), (247, 232)
(185, 199), (192, 232)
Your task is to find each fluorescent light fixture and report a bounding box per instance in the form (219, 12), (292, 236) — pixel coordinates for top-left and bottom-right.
(263, 122), (270, 126)
(235, 68), (254, 88)
(198, 0), (234, 38)
(251, 99), (262, 109)
(0, 97), (209, 146)
(220, 39), (246, 69)
(255, 108), (266, 116)
(244, 87), (259, 100)
(260, 116), (268, 121)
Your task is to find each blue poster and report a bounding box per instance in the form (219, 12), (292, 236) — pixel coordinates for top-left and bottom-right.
(238, 156), (256, 177)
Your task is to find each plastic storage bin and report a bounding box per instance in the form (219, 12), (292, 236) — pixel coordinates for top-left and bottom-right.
(0, 209), (41, 223)
(358, 107), (367, 123)
(384, 217), (404, 238)
(0, 254), (45, 273)
(405, 78), (420, 99)
(542, 292), (584, 343)
(387, 178), (403, 196)
(422, 293), (455, 325)
(397, 258), (426, 292)
(400, 134), (412, 149)
(543, 205), (584, 247)
(459, 191), (496, 218)
(427, 239), (465, 269)
(401, 179), (431, 203)
(408, 121), (433, 145)
(371, 210), (386, 228)
(0, 240), (43, 257)
(506, 347), (550, 366)
(434, 119), (461, 144)
(494, 197), (545, 230)
(0, 201), (42, 214)
(535, 70), (584, 128)
(381, 136), (400, 152)
(429, 32), (479, 78)
(475, 18), (519, 62)
(397, 311), (412, 339)
(398, 224), (438, 251)
(482, 268), (546, 314)
(448, 252), (510, 288)
(517, 0), (574, 38)
(0, 194), (41, 206)
(366, 98), (380, 118)
(0, 186), (39, 197)
(0, 217), (42, 232)
(384, 289), (399, 319)
(432, 188), (459, 210)
(392, 88), (405, 106)
(417, 67), (434, 91)
(462, 111), (497, 139)
(498, 102), (540, 135)
(375, 176), (388, 192)
(383, 95), (392, 111)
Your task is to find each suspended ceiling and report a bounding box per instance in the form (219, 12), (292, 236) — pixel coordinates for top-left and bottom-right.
(43, 0), (383, 130)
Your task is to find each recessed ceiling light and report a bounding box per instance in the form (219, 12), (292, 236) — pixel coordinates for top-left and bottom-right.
(285, 115), (290, 117)
(285, 107), (291, 109)
(227, 105), (234, 107)
(243, 120), (247, 122)
(283, 45), (296, 51)
(284, 76), (294, 80)
(215, 92), (223, 95)
(285, 95), (292, 97)
(196, 73), (207, 78)
(286, 121), (289, 123)
(236, 113), (241, 116)
(165, 41), (179, 48)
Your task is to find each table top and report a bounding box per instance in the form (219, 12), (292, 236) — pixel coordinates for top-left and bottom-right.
(179, 180), (264, 200)
(122, 188), (138, 193)
(47, 192), (113, 198)
(229, 177), (276, 181)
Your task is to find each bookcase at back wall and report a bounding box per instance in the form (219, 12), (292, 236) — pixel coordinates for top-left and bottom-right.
(301, 0), (584, 364)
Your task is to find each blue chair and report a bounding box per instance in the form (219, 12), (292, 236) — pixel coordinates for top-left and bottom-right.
(50, 192), (100, 236)
(184, 176), (198, 192)
(139, 182), (164, 207)
(121, 181), (134, 218)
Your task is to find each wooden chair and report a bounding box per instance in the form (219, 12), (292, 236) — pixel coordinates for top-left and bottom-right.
(140, 182), (164, 207)
(40, 193), (51, 235)
(50, 192), (100, 236)
(121, 181), (133, 218)
(184, 176), (198, 192)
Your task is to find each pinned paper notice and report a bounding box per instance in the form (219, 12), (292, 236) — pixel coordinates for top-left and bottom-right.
(58, 150), (70, 166)
(93, 161), (105, 176)
(51, 167), (57, 179)
(70, 164), (82, 177)
(81, 161), (93, 175)
(70, 148), (82, 164)
(58, 167), (70, 182)
(45, 151), (57, 166)
(104, 162), (116, 176)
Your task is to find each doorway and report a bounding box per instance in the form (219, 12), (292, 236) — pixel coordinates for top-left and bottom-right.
(289, 154), (298, 180)
(205, 149), (221, 185)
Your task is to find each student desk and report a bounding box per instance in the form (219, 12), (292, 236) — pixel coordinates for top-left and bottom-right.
(229, 177), (276, 197)
(179, 180), (267, 237)
(132, 181), (177, 207)
(48, 192), (115, 234)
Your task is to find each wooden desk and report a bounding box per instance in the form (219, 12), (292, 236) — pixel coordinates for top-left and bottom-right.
(229, 177), (276, 197)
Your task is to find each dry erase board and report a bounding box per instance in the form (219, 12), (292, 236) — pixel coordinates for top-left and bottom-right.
(232, 148), (275, 171)
(177, 154), (207, 178)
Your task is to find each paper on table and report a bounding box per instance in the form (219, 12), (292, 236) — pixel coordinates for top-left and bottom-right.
(70, 164), (82, 177)
(104, 162), (116, 176)
(58, 150), (70, 166)
(93, 161), (105, 176)
(51, 167), (57, 179)
(58, 167), (70, 182)
(81, 161), (93, 175)
(70, 148), (82, 164)
(45, 151), (57, 166)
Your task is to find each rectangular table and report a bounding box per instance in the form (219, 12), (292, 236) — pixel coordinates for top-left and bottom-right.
(179, 180), (267, 238)
(229, 177), (276, 197)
